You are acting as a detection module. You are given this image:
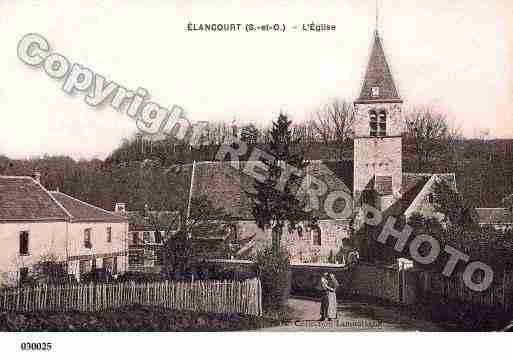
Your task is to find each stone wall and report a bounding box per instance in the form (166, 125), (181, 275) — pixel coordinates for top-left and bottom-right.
(209, 259), (417, 305)
(234, 219), (351, 263)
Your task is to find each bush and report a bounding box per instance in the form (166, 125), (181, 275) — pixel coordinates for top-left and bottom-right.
(255, 247), (290, 311)
(115, 271), (163, 283)
(80, 268), (113, 284)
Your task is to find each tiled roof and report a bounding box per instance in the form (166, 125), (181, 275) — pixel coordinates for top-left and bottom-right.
(0, 176), (69, 221)
(476, 208), (513, 225)
(383, 174), (431, 218)
(50, 191), (127, 223)
(356, 31), (401, 103)
(188, 160), (354, 220)
(126, 211), (180, 231)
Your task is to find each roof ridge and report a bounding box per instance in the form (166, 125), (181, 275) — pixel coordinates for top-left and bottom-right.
(32, 178), (73, 220)
(50, 191), (125, 220)
(0, 175), (34, 179)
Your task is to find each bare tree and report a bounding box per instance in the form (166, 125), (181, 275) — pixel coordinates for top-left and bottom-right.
(404, 107), (455, 171)
(310, 99), (355, 158)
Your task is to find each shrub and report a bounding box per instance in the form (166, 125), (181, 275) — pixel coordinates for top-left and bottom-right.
(81, 268), (114, 284)
(115, 271), (163, 283)
(255, 247), (290, 311)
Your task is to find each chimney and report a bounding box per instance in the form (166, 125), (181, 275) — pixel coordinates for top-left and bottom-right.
(115, 203), (126, 214)
(33, 171), (41, 184)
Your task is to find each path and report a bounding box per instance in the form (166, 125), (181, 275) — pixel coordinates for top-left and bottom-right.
(261, 296), (442, 331)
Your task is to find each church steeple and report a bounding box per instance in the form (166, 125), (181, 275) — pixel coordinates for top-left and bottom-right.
(356, 30), (401, 104)
(352, 19), (404, 212)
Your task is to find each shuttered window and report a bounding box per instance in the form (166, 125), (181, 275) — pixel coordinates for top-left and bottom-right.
(19, 231), (29, 256)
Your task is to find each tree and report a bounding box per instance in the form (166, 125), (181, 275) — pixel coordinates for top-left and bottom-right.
(247, 113), (315, 253)
(310, 99), (355, 158)
(432, 179), (478, 229)
(404, 107), (453, 171)
(140, 168), (233, 274)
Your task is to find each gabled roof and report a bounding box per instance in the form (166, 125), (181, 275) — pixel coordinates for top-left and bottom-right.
(356, 30), (402, 104)
(50, 191), (127, 223)
(126, 210), (180, 231)
(476, 208), (513, 225)
(383, 174), (431, 218)
(0, 176), (69, 221)
(187, 160), (354, 220)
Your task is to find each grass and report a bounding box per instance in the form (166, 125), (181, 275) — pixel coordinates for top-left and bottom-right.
(0, 305), (280, 332)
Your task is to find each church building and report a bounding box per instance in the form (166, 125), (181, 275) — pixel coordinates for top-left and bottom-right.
(178, 28), (457, 263)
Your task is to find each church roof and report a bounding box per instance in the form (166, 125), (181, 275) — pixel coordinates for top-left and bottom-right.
(183, 160), (354, 221)
(356, 31), (402, 104)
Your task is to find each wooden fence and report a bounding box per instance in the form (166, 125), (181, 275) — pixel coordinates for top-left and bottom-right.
(0, 278), (262, 316)
(418, 270), (513, 311)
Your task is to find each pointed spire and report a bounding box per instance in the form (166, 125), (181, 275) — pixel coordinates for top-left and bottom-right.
(356, 30), (402, 104)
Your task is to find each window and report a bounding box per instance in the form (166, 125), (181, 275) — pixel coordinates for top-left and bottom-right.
(375, 176), (393, 195)
(297, 225), (303, 238)
(154, 231), (163, 244)
(19, 231), (29, 256)
(91, 258), (97, 270)
(371, 86), (380, 97)
(143, 231), (150, 243)
(369, 110), (377, 137)
(427, 193), (434, 204)
(113, 256), (118, 274)
(19, 267), (29, 284)
(378, 110), (387, 137)
(132, 232), (140, 245)
(84, 228), (92, 248)
(106, 227), (112, 243)
(311, 226), (322, 246)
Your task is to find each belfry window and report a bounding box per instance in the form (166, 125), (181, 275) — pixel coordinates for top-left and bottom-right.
(378, 110), (387, 137)
(369, 110), (378, 137)
(311, 226), (322, 246)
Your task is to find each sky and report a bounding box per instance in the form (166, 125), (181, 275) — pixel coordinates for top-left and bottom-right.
(0, 0), (512, 160)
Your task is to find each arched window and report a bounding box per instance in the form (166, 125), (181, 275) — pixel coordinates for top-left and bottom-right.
(378, 110), (387, 137)
(369, 110), (377, 137)
(311, 226), (322, 246)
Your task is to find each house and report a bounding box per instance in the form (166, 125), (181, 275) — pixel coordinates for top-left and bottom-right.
(476, 208), (513, 231)
(0, 174), (128, 286)
(169, 27), (458, 264)
(113, 203), (179, 272)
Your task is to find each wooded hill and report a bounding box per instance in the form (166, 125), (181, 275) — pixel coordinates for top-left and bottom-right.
(1, 137), (511, 212)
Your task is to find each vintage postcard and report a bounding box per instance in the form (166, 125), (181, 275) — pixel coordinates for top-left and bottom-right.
(0, 0), (512, 356)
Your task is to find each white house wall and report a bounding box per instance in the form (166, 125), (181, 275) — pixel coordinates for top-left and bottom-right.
(0, 221), (68, 286)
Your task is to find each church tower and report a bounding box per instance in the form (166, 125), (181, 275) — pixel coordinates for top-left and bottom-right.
(353, 29), (403, 211)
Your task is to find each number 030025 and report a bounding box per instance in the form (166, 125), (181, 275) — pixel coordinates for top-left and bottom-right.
(20, 342), (52, 351)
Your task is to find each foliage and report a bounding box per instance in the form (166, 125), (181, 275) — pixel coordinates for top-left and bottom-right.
(432, 179), (478, 228)
(24, 254), (76, 286)
(80, 268), (113, 284)
(255, 247), (291, 311)
(247, 113), (315, 252)
(0, 306), (278, 332)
